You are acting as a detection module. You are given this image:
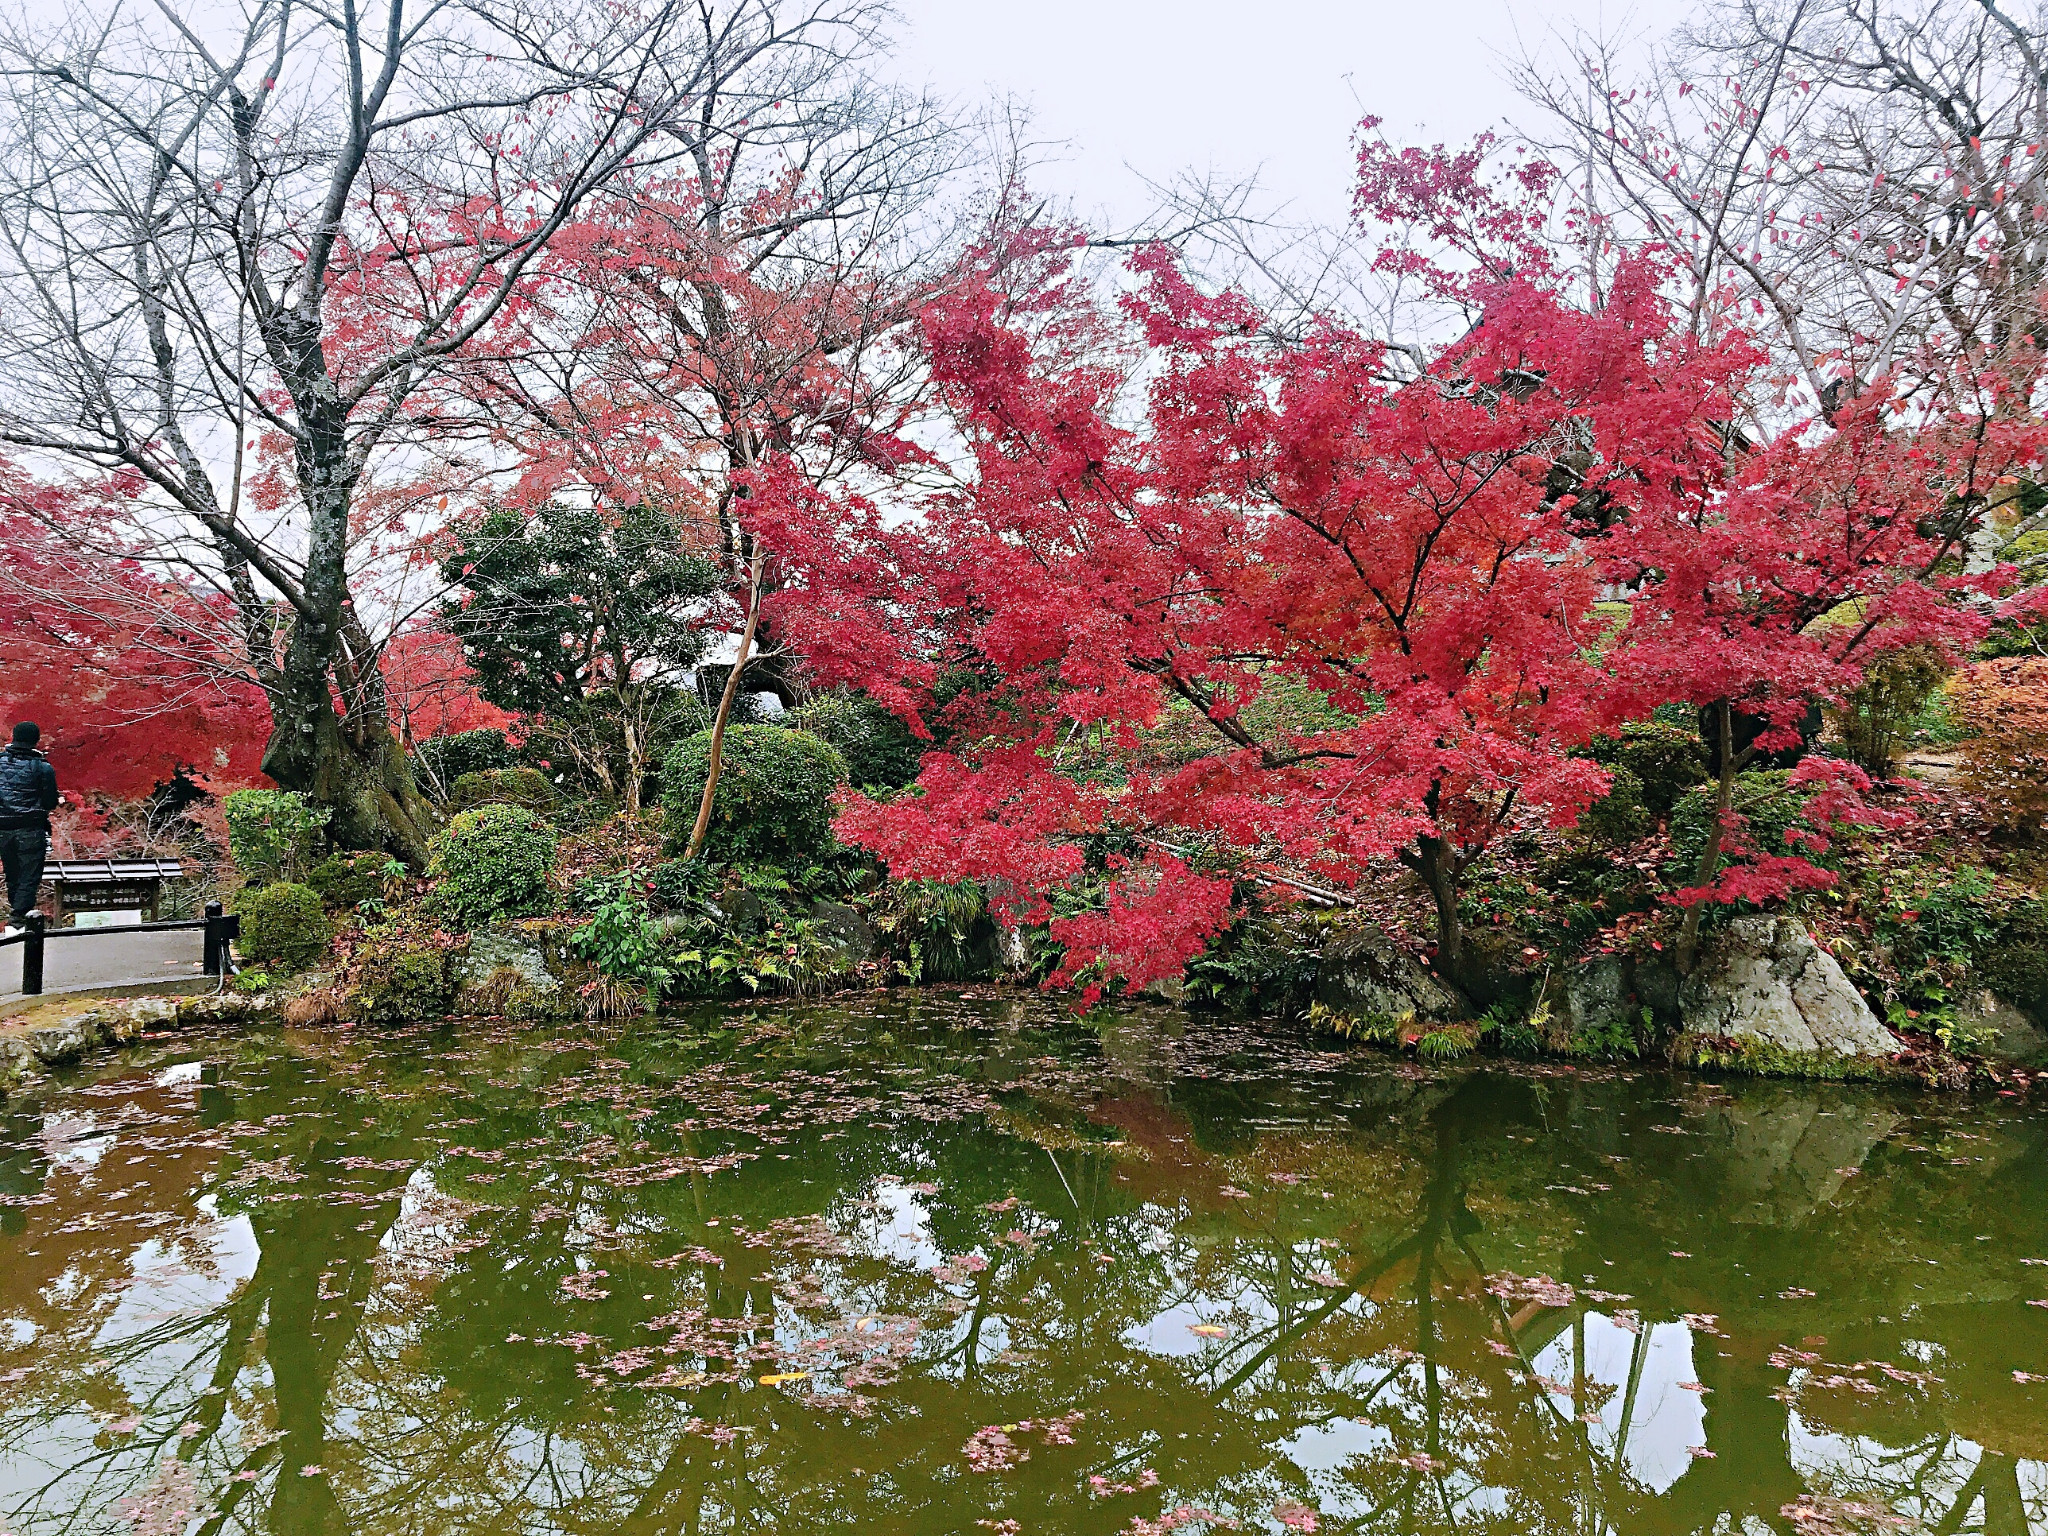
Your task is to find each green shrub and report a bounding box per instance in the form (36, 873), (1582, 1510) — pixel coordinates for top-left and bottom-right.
(223, 790), (329, 885)
(418, 729), (514, 789)
(1588, 722), (1711, 819)
(791, 690), (925, 790)
(648, 859), (712, 914)
(350, 948), (455, 1024)
(427, 804), (558, 929)
(868, 879), (992, 985)
(1974, 898), (2048, 1024)
(307, 851), (395, 913)
(233, 882), (331, 971)
(660, 725), (848, 862)
(1669, 770), (1828, 882)
(569, 877), (673, 1003)
(1575, 763), (1652, 847)
(448, 767), (558, 814)
(1564, 1008), (1647, 1060)
(1182, 912), (1320, 1015)
(1831, 645), (1950, 776)
(1478, 1000), (1544, 1057)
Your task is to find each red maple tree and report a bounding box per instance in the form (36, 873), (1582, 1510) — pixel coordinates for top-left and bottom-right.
(0, 467), (271, 805)
(796, 228), (1766, 996)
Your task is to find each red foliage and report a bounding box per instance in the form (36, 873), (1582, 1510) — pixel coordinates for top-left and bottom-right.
(787, 127), (2044, 994)
(0, 471), (270, 805)
(797, 232), (1775, 994)
(380, 627), (514, 745)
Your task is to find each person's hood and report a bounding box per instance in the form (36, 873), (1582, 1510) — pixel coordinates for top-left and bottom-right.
(3, 744), (45, 758)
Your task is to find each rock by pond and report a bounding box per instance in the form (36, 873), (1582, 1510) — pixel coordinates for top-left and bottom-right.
(1316, 924), (1468, 1024)
(0, 993), (2041, 1535)
(1681, 916), (1902, 1058)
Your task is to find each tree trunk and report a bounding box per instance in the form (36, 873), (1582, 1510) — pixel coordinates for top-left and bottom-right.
(253, 409), (437, 862)
(1405, 831), (1464, 980)
(260, 680), (435, 867)
(1676, 699), (1740, 972)
(684, 550), (765, 862)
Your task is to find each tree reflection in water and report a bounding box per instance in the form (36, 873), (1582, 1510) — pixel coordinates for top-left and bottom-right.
(0, 999), (2040, 1535)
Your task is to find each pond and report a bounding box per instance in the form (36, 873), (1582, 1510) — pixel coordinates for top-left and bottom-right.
(0, 994), (2044, 1536)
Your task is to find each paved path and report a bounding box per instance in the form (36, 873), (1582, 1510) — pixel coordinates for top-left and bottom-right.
(0, 927), (208, 1000)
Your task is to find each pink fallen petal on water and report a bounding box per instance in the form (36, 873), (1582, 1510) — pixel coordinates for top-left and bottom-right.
(1689, 1446), (1718, 1459)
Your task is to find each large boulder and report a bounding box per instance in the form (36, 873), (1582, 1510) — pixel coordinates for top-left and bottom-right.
(1564, 955), (1633, 1040)
(451, 927), (562, 1014)
(1954, 990), (2048, 1068)
(1680, 916), (1899, 1058)
(809, 899), (878, 967)
(1316, 927), (1468, 1026)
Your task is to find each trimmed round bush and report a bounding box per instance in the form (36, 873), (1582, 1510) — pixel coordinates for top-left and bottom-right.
(418, 728), (514, 787)
(449, 766), (557, 814)
(792, 691), (924, 790)
(1576, 763), (1651, 847)
(234, 882), (331, 971)
(428, 804), (558, 929)
(307, 851), (390, 913)
(660, 725), (848, 862)
(1588, 722), (1711, 820)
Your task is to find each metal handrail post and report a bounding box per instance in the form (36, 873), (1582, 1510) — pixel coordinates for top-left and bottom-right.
(21, 913), (44, 996)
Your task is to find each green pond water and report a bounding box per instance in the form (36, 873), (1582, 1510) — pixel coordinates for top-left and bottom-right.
(1, 994), (2045, 1536)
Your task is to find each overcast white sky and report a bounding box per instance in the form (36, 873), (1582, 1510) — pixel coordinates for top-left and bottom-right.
(890, 0), (1691, 231)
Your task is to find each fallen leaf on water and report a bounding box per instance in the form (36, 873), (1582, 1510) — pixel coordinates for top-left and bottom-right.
(758, 1371), (809, 1386)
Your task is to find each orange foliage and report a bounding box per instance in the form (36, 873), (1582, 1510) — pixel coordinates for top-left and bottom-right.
(1954, 657), (2048, 839)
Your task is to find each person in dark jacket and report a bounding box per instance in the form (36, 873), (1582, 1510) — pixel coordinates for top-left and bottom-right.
(0, 722), (59, 929)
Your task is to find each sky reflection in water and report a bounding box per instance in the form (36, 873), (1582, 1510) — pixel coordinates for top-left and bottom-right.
(0, 992), (2043, 1535)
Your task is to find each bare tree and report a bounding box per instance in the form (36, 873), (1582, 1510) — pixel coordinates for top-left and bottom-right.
(0, 0), (913, 858)
(1515, 0), (2048, 401)
(434, 63), (995, 851)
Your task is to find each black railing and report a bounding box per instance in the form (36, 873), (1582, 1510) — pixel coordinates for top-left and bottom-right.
(1, 902), (240, 997)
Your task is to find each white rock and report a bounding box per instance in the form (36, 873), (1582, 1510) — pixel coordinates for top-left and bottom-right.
(1681, 916), (1899, 1058)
